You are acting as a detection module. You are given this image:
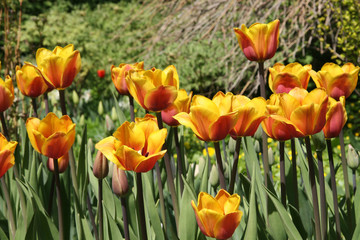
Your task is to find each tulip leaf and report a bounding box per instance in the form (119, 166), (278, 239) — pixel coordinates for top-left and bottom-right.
(179, 175), (197, 240)
(77, 125), (88, 209)
(199, 147), (209, 193)
(112, 91), (127, 124)
(355, 179), (360, 225)
(104, 205), (123, 240)
(103, 180), (116, 219)
(353, 218), (360, 240)
(243, 165), (257, 240)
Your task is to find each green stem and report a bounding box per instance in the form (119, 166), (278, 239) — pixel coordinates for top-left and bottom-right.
(31, 98), (38, 117)
(120, 197), (130, 240)
(136, 173), (147, 240)
(326, 139), (341, 240)
(1, 177), (15, 239)
(86, 188), (99, 240)
(129, 95), (135, 122)
(98, 179), (103, 240)
(174, 127), (184, 194)
(155, 112), (179, 233)
(214, 141), (226, 189)
(53, 158), (64, 240)
(154, 162), (166, 230)
(316, 150), (327, 240)
(305, 137), (321, 240)
(229, 138), (241, 194)
(353, 169), (356, 194)
(279, 141), (286, 207)
(47, 175), (55, 215)
(291, 139), (299, 211)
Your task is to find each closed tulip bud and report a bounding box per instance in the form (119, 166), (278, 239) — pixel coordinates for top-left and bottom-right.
(209, 164), (219, 187)
(79, 114), (85, 127)
(268, 147), (275, 166)
(197, 157), (206, 177)
(312, 131), (326, 152)
(105, 114), (114, 132)
(98, 101), (104, 115)
(47, 153), (69, 173)
(347, 144), (359, 170)
(93, 151), (109, 179)
(72, 90), (79, 105)
(254, 125), (263, 141)
(112, 166), (129, 197)
(87, 138), (94, 153)
(254, 140), (261, 153)
(111, 107), (117, 121)
(76, 134), (82, 144)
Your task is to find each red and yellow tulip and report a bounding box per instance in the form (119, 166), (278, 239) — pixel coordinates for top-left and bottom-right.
(191, 189), (243, 239)
(16, 64), (49, 98)
(268, 62), (312, 93)
(323, 96), (347, 139)
(126, 65), (179, 112)
(0, 133), (17, 178)
(26, 113), (76, 159)
(95, 114), (167, 173)
(309, 63), (360, 100)
(111, 62), (144, 95)
(0, 74), (14, 112)
(234, 19), (280, 62)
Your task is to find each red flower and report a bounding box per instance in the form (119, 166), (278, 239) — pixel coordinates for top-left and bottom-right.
(97, 69), (105, 78)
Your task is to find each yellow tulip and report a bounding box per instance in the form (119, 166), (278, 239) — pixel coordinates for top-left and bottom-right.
(26, 112), (76, 159)
(191, 189), (243, 239)
(95, 114), (167, 173)
(0, 133), (17, 178)
(0, 75), (14, 112)
(234, 19), (280, 62)
(111, 62), (144, 95)
(323, 96), (347, 139)
(16, 64), (48, 98)
(161, 89), (193, 126)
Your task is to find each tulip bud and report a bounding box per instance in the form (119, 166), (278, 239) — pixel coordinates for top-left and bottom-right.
(268, 147), (275, 166)
(105, 114), (114, 132)
(88, 138), (94, 153)
(47, 153), (69, 173)
(79, 114), (85, 127)
(93, 151), (109, 179)
(228, 138), (236, 153)
(98, 101), (104, 115)
(111, 107), (117, 121)
(254, 125), (263, 141)
(76, 134), (82, 144)
(254, 140), (261, 153)
(97, 69), (105, 78)
(347, 144), (359, 170)
(209, 164), (219, 187)
(312, 131), (326, 152)
(112, 166), (129, 197)
(197, 157), (206, 177)
(72, 90), (79, 105)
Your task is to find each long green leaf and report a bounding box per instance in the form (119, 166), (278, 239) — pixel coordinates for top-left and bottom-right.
(179, 176), (197, 240)
(243, 166), (257, 240)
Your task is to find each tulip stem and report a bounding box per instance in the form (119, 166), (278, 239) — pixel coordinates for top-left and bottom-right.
(31, 98), (38, 117)
(156, 112), (180, 233)
(353, 169), (356, 194)
(326, 139), (341, 240)
(53, 158), (64, 240)
(120, 197), (130, 240)
(129, 95), (135, 122)
(174, 126), (184, 194)
(154, 162), (167, 231)
(316, 150), (327, 239)
(98, 179), (104, 240)
(136, 173), (148, 240)
(86, 187), (99, 240)
(229, 138), (241, 194)
(47, 175), (55, 215)
(59, 90), (67, 115)
(214, 141), (226, 189)
(1, 177), (15, 239)
(290, 139), (299, 211)
(44, 93), (50, 114)
(279, 141), (286, 207)
(305, 137), (321, 240)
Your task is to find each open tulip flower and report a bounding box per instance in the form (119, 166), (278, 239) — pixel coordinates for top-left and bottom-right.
(0, 133), (18, 178)
(268, 62), (312, 93)
(0, 74), (14, 112)
(323, 96), (347, 139)
(95, 114), (167, 173)
(26, 112), (76, 159)
(191, 189), (243, 240)
(161, 89), (193, 127)
(47, 152), (69, 173)
(309, 62), (360, 100)
(234, 19), (280, 62)
(111, 62), (144, 95)
(35, 44), (81, 90)
(174, 92), (239, 142)
(16, 64), (49, 98)
(229, 95), (267, 138)
(126, 65), (179, 112)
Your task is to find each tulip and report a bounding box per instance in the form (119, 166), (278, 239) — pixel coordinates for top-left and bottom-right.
(0, 133), (18, 178)
(47, 153), (69, 173)
(126, 65), (179, 112)
(161, 89), (193, 126)
(191, 189), (243, 239)
(36, 44), (81, 90)
(95, 114), (167, 173)
(309, 62), (360, 100)
(111, 62), (144, 95)
(26, 112), (76, 159)
(234, 19), (280, 62)
(16, 64), (48, 98)
(268, 62), (312, 93)
(93, 151), (109, 179)
(112, 166), (129, 196)
(230, 95), (267, 138)
(0, 75), (14, 112)
(174, 92), (239, 142)
(323, 96), (347, 139)
(97, 69), (105, 78)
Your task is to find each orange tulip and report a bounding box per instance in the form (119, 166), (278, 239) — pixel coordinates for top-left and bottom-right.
(230, 95), (267, 138)
(0, 133), (17, 178)
(111, 62), (144, 95)
(36, 44), (81, 90)
(16, 64), (48, 98)
(126, 65), (179, 112)
(174, 92), (239, 142)
(47, 152), (69, 173)
(309, 62), (360, 100)
(26, 112), (76, 159)
(323, 96), (347, 139)
(95, 114), (167, 173)
(268, 62), (312, 93)
(234, 19), (280, 62)
(0, 74), (14, 112)
(161, 89), (193, 127)
(191, 189), (243, 239)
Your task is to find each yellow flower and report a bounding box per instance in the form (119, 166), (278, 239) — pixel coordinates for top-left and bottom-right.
(16, 64), (48, 98)
(202, 147), (215, 157)
(162, 89), (193, 127)
(111, 62), (144, 95)
(0, 133), (18, 178)
(323, 97), (347, 139)
(0, 74), (14, 112)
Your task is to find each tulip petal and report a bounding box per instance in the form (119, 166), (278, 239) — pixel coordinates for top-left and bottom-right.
(192, 200), (210, 237)
(173, 112), (205, 141)
(214, 211), (243, 240)
(113, 122), (145, 151)
(144, 85), (178, 112)
(197, 192), (223, 213)
(61, 50), (81, 89)
(95, 137), (126, 171)
(0, 150), (15, 178)
(198, 209), (224, 238)
(134, 150), (166, 172)
(26, 118), (41, 153)
(40, 131), (75, 159)
(209, 112), (238, 141)
(146, 129), (167, 155)
(40, 55), (64, 89)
